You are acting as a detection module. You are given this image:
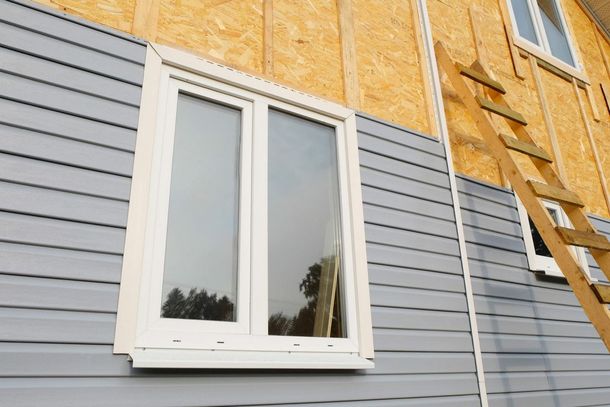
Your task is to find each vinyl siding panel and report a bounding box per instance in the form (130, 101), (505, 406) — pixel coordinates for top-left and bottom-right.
(0, 2), (480, 405)
(457, 174), (610, 406)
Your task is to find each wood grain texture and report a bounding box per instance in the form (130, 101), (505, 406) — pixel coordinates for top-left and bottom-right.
(500, 134), (552, 162)
(529, 57), (568, 183)
(131, 0), (160, 39)
(337, 0), (360, 109)
(263, 0), (273, 75)
(572, 78), (610, 213)
(527, 180), (583, 207)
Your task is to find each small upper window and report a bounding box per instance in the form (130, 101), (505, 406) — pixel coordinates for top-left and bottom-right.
(516, 197), (589, 277)
(508, 0), (578, 68)
(113, 44), (374, 369)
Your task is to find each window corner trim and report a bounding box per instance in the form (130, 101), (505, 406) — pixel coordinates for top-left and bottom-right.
(512, 35), (589, 84)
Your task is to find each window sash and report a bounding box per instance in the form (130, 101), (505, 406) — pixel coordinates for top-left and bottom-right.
(134, 65), (360, 353)
(138, 75), (253, 341)
(508, 0), (579, 69)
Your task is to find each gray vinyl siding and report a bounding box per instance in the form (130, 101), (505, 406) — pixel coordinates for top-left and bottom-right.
(458, 174), (610, 407)
(0, 1), (481, 405)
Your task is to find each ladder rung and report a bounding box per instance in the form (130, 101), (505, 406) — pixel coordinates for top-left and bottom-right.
(500, 134), (553, 163)
(476, 96), (528, 126)
(592, 282), (610, 304)
(557, 226), (610, 251)
(457, 63), (506, 94)
(527, 180), (584, 207)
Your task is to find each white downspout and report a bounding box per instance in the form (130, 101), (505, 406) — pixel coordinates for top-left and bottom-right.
(415, 1), (489, 406)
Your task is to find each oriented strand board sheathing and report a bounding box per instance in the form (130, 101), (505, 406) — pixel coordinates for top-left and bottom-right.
(541, 68), (609, 216)
(428, 0), (500, 183)
(429, 0), (542, 184)
(563, 1), (607, 120)
(573, 79), (610, 213)
(273, 0), (343, 102)
(34, 0), (135, 32)
(156, 0), (264, 73)
(353, 0), (430, 134)
(337, 0), (361, 109)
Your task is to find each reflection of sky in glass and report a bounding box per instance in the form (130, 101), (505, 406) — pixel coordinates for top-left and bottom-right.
(267, 109), (342, 325)
(161, 93), (240, 321)
(511, 0), (538, 44)
(537, 0), (574, 66)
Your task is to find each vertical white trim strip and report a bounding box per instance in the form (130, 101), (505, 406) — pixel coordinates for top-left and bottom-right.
(416, 1), (489, 406)
(114, 45), (163, 354)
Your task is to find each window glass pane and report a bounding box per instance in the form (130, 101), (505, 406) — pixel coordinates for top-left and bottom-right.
(529, 207), (560, 257)
(510, 0), (539, 44)
(161, 93), (241, 322)
(268, 109), (345, 338)
(537, 0), (574, 66)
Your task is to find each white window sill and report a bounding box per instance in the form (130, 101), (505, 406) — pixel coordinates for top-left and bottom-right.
(130, 348), (375, 369)
(512, 36), (589, 84)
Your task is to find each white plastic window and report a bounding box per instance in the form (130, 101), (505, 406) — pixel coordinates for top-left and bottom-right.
(517, 197), (590, 278)
(114, 44), (374, 369)
(508, 0), (580, 70)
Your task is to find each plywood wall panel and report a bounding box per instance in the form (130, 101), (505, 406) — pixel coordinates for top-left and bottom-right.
(27, 0), (610, 217)
(541, 69), (608, 216)
(34, 0), (135, 32)
(564, 1), (607, 120)
(273, 0), (343, 102)
(428, 0), (502, 184)
(352, 0), (429, 134)
(156, 0), (264, 73)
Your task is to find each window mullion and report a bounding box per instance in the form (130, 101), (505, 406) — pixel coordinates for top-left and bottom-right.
(529, 0), (551, 53)
(250, 99), (269, 336)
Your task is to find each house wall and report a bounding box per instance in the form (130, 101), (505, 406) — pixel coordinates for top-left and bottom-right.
(458, 174), (610, 406)
(430, 0), (610, 219)
(28, 0), (432, 136)
(0, 2), (482, 405)
(25, 0), (610, 219)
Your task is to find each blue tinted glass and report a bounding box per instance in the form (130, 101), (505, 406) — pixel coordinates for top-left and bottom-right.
(537, 0), (575, 66)
(510, 0), (539, 44)
(161, 93), (241, 322)
(267, 109), (345, 338)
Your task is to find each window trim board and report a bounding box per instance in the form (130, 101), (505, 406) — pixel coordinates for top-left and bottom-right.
(506, 0), (588, 83)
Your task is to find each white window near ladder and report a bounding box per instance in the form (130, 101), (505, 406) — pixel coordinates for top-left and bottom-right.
(113, 44), (374, 369)
(507, 0), (582, 76)
(516, 197), (591, 278)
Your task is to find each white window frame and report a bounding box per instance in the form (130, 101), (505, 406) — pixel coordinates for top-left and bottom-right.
(506, 0), (585, 81)
(516, 196), (591, 278)
(113, 44), (374, 369)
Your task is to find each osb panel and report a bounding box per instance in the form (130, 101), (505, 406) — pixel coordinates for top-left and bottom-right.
(33, 0), (135, 32)
(540, 69), (607, 215)
(273, 0), (343, 102)
(564, 0), (610, 216)
(156, 0), (264, 73)
(352, 0), (430, 135)
(429, 0), (501, 184)
(563, 0), (608, 124)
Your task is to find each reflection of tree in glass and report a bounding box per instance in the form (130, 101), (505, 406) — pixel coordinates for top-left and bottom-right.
(268, 256), (343, 337)
(161, 287), (234, 321)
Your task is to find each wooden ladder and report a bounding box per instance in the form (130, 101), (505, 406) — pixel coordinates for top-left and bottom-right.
(435, 42), (610, 351)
